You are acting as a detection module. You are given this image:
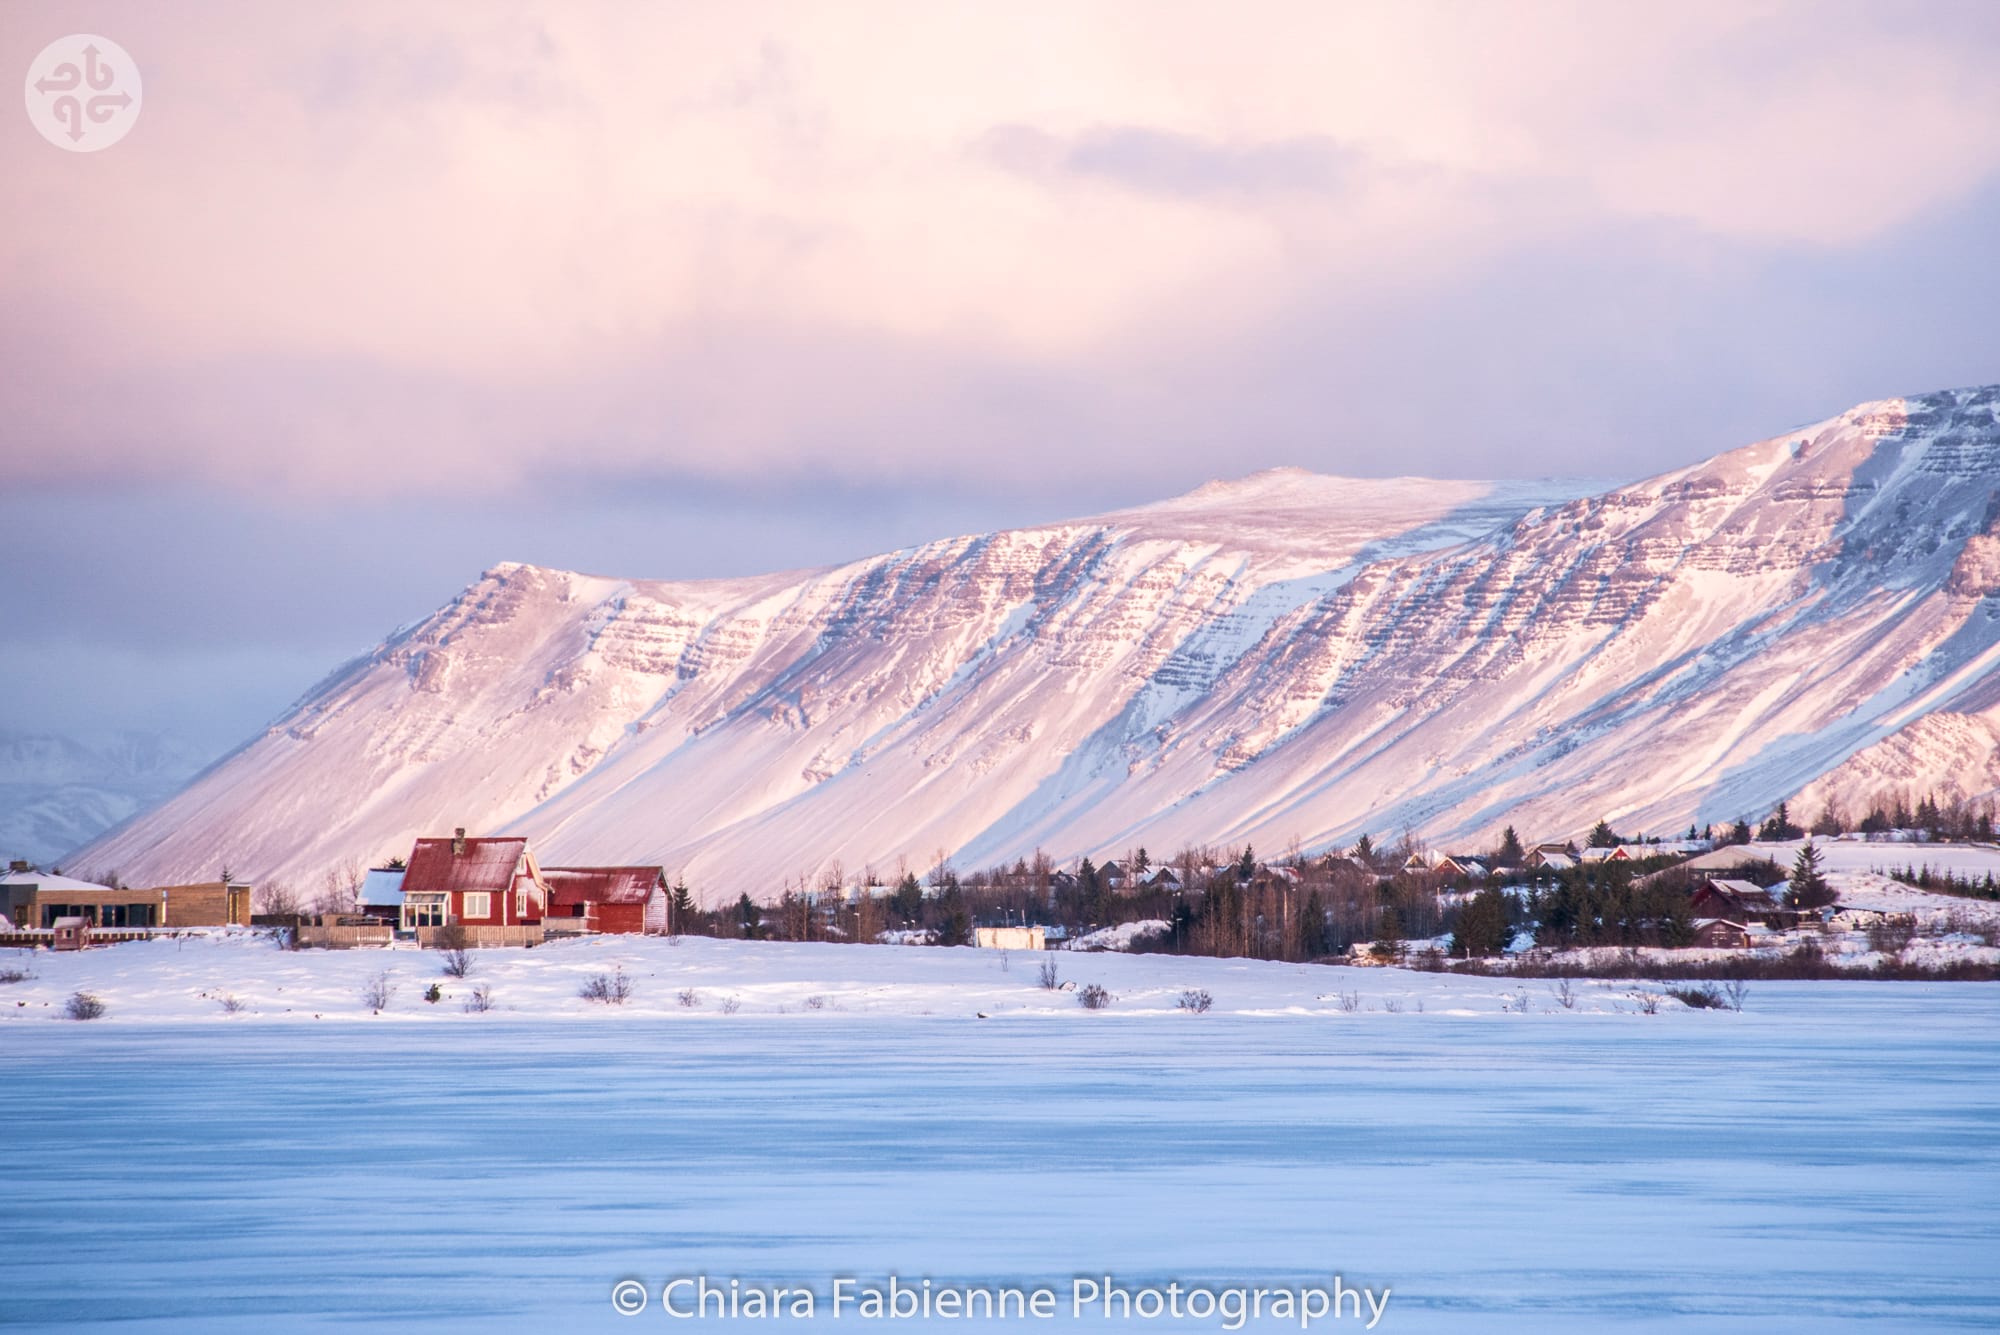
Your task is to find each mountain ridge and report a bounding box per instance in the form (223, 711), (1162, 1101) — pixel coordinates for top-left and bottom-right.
(66, 386), (2000, 900)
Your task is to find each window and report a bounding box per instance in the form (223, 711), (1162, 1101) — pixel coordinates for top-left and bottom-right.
(462, 892), (491, 919)
(404, 895), (445, 929)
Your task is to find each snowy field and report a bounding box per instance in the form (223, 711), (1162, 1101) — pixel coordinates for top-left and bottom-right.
(3, 938), (1997, 1332)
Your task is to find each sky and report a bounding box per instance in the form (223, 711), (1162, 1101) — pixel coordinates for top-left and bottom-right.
(3, 1), (1999, 759)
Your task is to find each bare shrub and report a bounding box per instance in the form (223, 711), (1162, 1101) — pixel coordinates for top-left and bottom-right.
(579, 968), (633, 1005)
(1383, 997), (1404, 1014)
(1504, 990), (1533, 1014)
(1552, 978), (1577, 1010)
(1667, 983), (1727, 1010)
(1332, 989), (1361, 1013)
(64, 991), (107, 1021)
(1867, 918), (1916, 955)
(218, 993), (246, 1014)
(720, 996), (741, 1014)
(804, 994), (827, 1010)
(1176, 988), (1213, 1013)
(1723, 979), (1749, 1013)
(422, 982), (443, 1004)
(1077, 983), (1111, 1010)
(1633, 990), (1663, 1015)
(464, 984), (495, 1013)
(1037, 957), (1062, 990)
(433, 924), (474, 979)
(677, 987), (701, 1008)
(360, 971), (397, 1012)
(0, 966), (32, 985)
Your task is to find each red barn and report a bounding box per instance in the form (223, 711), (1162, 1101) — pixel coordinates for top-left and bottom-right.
(399, 829), (547, 929)
(541, 866), (669, 935)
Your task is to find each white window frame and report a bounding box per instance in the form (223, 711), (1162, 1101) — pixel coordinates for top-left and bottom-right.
(461, 891), (491, 919)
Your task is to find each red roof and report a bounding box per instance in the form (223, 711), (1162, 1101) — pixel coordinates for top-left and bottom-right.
(542, 866), (663, 906)
(403, 837), (531, 896)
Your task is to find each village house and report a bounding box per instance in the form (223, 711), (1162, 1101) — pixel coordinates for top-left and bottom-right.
(1525, 849), (1576, 872)
(1432, 853), (1490, 879)
(1579, 845), (1631, 864)
(1689, 877), (1795, 929)
(540, 866), (670, 934)
(0, 865), (163, 929)
(398, 829), (547, 933)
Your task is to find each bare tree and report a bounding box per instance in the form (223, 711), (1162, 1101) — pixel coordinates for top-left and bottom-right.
(258, 880), (301, 916)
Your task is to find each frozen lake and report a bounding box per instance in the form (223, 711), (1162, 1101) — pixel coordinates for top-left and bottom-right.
(4, 984), (1997, 1332)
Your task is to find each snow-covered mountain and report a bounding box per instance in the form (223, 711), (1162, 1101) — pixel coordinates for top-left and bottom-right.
(69, 387), (2000, 901)
(0, 731), (212, 868)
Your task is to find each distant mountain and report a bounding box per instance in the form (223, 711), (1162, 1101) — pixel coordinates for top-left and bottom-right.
(0, 731), (212, 869)
(69, 387), (2000, 901)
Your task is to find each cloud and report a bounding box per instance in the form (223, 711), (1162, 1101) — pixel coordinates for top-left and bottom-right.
(0, 0), (1997, 504)
(976, 124), (1361, 200)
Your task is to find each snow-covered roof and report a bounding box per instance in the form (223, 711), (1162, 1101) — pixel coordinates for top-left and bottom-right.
(542, 866), (663, 905)
(0, 869), (118, 893)
(1706, 878), (1777, 901)
(403, 837), (529, 895)
(359, 868), (406, 906)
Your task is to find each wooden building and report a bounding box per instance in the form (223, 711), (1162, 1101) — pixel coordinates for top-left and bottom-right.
(154, 880), (254, 927)
(540, 866), (669, 934)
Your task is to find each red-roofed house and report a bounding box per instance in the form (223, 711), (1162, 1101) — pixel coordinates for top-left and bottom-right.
(399, 829), (547, 930)
(541, 866), (669, 935)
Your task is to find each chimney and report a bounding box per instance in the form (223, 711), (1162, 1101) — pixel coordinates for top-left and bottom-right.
(452, 827), (467, 856)
(7, 859), (28, 873)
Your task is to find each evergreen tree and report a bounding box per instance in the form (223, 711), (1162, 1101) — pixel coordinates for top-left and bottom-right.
(1238, 845), (1257, 880)
(1449, 887), (1511, 958)
(1493, 826), (1525, 868)
(670, 878), (695, 931)
(736, 892), (761, 940)
(890, 872), (924, 924)
(1352, 833), (1376, 867)
(930, 884), (970, 946)
(1295, 888), (1330, 959)
(1729, 818), (1753, 846)
(1787, 841), (1834, 910)
(1759, 801), (1803, 841)
(1587, 819), (1618, 848)
(1134, 847), (1151, 874)
(1371, 904), (1405, 960)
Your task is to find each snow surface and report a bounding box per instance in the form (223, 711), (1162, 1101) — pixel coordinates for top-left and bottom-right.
(2, 937), (1995, 1332)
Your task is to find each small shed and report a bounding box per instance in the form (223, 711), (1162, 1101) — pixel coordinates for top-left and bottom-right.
(974, 925), (1046, 951)
(52, 916), (90, 951)
(1690, 918), (1750, 949)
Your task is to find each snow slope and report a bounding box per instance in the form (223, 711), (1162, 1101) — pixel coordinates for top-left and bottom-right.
(67, 386), (2000, 903)
(0, 730), (210, 866)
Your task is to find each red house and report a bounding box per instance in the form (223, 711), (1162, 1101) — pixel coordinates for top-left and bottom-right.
(399, 829), (547, 929)
(541, 866), (669, 935)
